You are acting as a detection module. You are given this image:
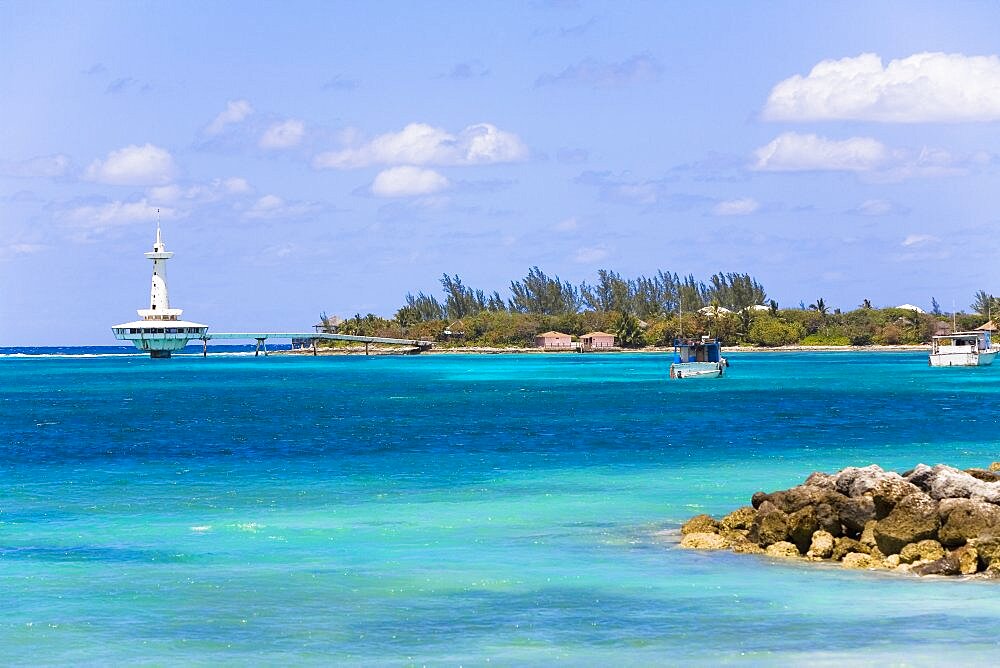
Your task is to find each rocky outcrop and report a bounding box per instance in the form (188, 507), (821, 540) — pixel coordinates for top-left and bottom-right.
(676, 462), (1000, 579)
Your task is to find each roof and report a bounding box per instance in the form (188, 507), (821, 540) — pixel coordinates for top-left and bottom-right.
(976, 320), (997, 331)
(895, 304), (926, 313)
(750, 304), (771, 311)
(536, 331), (571, 337)
(698, 306), (733, 315)
(582, 331), (614, 337)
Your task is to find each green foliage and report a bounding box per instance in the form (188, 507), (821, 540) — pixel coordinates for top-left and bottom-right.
(971, 290), (1000, 318)
(509, 266), (581, 315)
(706, 272), (767, 311)
(801, 333), (851, 346)
(746, 316), (804, 347)
(440, 274), (488, 319)
(611, 311), (644, 348)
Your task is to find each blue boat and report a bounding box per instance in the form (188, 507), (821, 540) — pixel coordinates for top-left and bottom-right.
(670, 336), (728, 379)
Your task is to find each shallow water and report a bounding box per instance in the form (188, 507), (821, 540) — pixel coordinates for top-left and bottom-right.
(2, 351), (1000, 664)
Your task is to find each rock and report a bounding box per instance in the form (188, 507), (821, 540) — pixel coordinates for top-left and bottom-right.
(905, 463), (1000, 504)
(835, 465), (907, 498)
(860, 520), (878, 550)
(989, 462), (1000, 473)
(814, 503), (843, 537)
(832, 537), (868, 561)
(899, 539), (945, 564)
(965, 468), (1000, 482)
(749, 508), (789, 546)
(804, 471), (837, 490)
(765, 541), (801, 558)
(680, 532), (729, 550)
(912, 554), (961, 576)
(719, 506), (757, 533)
(884, 554), (901, 568)
(723, 530), (765, 554)
(787, 506), (819, 552)
(971, 536), (1000, 570)
(806, 530), (834, 559)
(837, 496), (876, 536)
(873, 493), (941, 555)
(681, 514), (719, 535)
(954, 545), (979, 575)
(842, 552), (874, 569)
(869, 478), (923, 519)
(938, 498), (1000, 547)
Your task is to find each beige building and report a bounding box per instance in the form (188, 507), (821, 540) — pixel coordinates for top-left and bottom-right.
(580, 331), (615, 349)
(535, 331), (573, 349)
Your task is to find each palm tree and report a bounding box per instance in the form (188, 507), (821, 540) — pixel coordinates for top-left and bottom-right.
(860, 299), (872, 310)
(809, 298), (828, 317)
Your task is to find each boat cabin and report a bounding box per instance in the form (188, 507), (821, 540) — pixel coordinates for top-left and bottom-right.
(931, 331), (991, 354)
(673, 336), (723, 364)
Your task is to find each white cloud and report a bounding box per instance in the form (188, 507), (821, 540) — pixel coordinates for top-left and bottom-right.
(259, 119), (305, 149)
(902, 234), (939, 247)
(764, 52), (1000, 122)
(712, 197), (759, 216)
(147, 177), (253, 205)
(313, 122), (528, 169)
(84, 144), (177, 185)
(65, 198), (176, 229)
(244, 194), (318, 219)
(856, 199), (893, 216)
(371, 166), (450, 197)
(206, 99), (254, 135)
(0, 154), (71, 178)
(752, 132), (888, 172)
(574, 246), (609, 263)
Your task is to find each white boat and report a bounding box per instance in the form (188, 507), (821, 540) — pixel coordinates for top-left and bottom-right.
(929, 331), (998, 367)
(670, 336), (728, 379)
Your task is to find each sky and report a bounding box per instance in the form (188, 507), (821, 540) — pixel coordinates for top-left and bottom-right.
(4, 1), (1000, 344)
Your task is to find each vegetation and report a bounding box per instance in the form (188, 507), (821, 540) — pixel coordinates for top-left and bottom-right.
(317, 268), (994, 349)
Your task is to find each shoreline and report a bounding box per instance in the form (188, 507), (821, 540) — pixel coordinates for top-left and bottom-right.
(276, 343), (930, 356)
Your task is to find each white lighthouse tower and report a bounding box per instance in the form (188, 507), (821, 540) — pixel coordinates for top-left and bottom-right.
(112, 226), (208, 357)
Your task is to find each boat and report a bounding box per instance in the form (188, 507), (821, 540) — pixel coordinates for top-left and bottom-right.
(929, 331), (998, 367)
(670, 336), (728, 379)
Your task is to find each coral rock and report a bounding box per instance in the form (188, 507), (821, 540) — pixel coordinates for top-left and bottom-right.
(937, 498), (1000, 547)
(680, 532), (729, 550)
(837, 496), (876, 536)
(873, 493), (940, 555)
(765, 541), (801, 558)
(912, 554), (961, 576)
(787, 506), (820, 553)
(806, 530), (834, 559)
(831, 537), (868, 561)
(749, 508), (789, 546)
(719, 506), (757, 533)
(841, 552), (874, 569)
(954, 545), (979, 575)
(899, 539), (945, 564)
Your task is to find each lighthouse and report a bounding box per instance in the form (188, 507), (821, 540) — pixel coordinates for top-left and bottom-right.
(112, 226), (208, 357)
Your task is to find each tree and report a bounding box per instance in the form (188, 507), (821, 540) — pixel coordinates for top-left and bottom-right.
(611, 311), (644, 348)
(440, 274), (486, 320)
(706, 272), (767, 311)
(931, 297), (941, 316)
(809, 297), (828, 317)
(971, 290), (999, 318)
(509, 267), (581, 315)
(398, 292), (445, 322)
(860, 299), (872, 310)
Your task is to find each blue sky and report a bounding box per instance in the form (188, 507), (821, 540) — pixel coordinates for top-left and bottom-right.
(4, 1), (1000, 344)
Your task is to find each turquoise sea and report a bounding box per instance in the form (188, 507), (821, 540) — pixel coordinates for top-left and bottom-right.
(4, 350), (1000, 665)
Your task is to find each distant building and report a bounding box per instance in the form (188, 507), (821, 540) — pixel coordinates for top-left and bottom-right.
(895, 304), (926, 314)
(314, 315), (343, 333)
(580, 331), (615, 349)
(976, 320), (997, 332)
(535, 331), (573, 349)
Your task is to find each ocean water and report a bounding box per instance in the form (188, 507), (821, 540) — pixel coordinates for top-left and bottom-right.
(3, 350), (1000, 665)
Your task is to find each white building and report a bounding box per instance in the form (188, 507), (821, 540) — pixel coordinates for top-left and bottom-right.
(111, 227), (208, 357)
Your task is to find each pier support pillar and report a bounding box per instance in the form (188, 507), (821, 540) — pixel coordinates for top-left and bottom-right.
(365, 342), (369, 356)
(202, 338), (208, 357)
(312, 339), (317, 356)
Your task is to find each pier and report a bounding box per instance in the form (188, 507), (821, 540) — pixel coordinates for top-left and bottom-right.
(202, 332), (434, 356)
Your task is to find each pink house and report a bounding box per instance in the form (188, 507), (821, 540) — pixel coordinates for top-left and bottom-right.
(535, 331), (573, 349)
(581, 331), (615, 349)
